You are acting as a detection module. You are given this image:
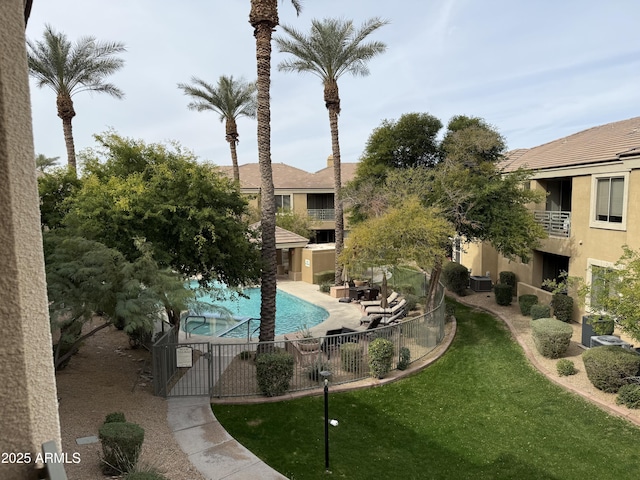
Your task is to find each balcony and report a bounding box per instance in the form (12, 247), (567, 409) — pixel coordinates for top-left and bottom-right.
(534, 210), (571, 238)
(308, 209), (335, 221)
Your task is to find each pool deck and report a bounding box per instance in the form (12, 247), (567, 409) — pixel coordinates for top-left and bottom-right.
(168, 280), (372, 479)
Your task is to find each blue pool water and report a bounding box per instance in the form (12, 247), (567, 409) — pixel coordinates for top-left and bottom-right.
(182, 282), (329, 338)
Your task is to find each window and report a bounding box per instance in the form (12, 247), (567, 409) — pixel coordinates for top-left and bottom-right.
(590, 173), (628, 230)
(595, 177), (623, 222)
(275, 195), (291, 211)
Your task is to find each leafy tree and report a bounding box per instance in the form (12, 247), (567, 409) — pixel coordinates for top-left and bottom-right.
(44, 233), (190, 369)
(276, 17), (388, 286)
(38, 166), (83, 229)
(27, 25), (125, 171)
(35, 153), (60, 172)
(63, 132), (261, 326)
(275, 209), (315, 239)
(579, 246), (640, 342)
(249, 0), (302, 345)
(340, 197), (453, 289)
(354, 112), (442, 184)
(178, 75), (257, 183)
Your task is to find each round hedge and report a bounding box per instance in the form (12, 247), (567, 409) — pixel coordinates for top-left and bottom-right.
(583, 346), (640, 393)
(442, 262), (469, 296)
(518, 294), (538, 316)
(530, 317), (573, 358)
(99, 421), (144, 475)
(494, 283), (513, 306)
(368, 338), (394, 379)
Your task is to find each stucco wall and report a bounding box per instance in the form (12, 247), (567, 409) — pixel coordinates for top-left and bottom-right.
(301, 246), (336, 284)
(0, 2), (62, 477)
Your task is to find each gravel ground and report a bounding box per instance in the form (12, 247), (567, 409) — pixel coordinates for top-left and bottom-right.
(55, 324), (206, 480)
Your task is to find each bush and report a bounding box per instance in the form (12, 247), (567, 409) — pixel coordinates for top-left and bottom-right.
(396, 283), (416, 295)
(445, 302), (455, 321)
(341, 342), (364, 373)
(556, 359), (577, 376)
(494, 284), (513, 306)
(238, 350), (253, 361)
(127, 325), (152, 349)
(442, 262), (469, 296)
(552, 293), (574, 323)
(518, 294), (538, 316)
(583, 346), (640, 393)
(587, 315), (615, 336)
(105, 412), (126, 424)
(397, 347), (411, 371)
(313, 270), (335, 285)
(530, 304), (551, 320)
(499, 271), (517, 295)
(99, 421), (145, 475)
(616, 384), (640, 409)
(530, 318), (573, 358)
(368, 338), (394, 379)
(255, 350), (294, 397)
(319, 282), (332, 293)
(403, 294), (418, 313)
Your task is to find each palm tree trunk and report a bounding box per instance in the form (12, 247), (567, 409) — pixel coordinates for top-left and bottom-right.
(329, 107), (344, 286)
(225, 117), (241, 183)
(251, 1), (278, 347)
(57, 93), (77, 172)
(325, 79), (344, 286)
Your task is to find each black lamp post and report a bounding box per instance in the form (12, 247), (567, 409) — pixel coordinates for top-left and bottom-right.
(320, 370), (331, 472)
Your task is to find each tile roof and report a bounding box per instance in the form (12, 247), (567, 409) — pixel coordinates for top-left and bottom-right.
(503, 117), (640, 172)
(249, 222), (309, 248)
(217, 162), (358, 190)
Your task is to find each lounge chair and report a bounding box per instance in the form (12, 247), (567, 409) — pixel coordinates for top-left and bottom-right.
(365, 298), (406, 316)
(321, 327), (359, 360)
(381, 309), (406, 325)
(360, 291), (399, 308)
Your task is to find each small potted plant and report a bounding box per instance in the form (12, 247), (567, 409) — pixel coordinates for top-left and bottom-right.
(297, 324), (320, 352)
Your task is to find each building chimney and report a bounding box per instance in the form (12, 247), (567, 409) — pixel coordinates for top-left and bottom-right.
(327, 154), (334, 168)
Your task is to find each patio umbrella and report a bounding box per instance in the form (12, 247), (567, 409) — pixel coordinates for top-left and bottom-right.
(380, 271), (389, 309)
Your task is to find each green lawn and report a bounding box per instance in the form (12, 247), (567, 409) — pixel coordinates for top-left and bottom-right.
(213, 300), (640, 479)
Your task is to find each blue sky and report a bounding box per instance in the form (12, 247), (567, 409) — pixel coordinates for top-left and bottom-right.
(26, 1), (640, 173)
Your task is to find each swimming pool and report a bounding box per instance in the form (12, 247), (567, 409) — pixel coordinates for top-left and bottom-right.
(182, 282), (329, 338)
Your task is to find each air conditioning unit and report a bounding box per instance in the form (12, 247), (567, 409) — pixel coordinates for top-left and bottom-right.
(469, 276), (492, 292)
(590, 335), (632, 349)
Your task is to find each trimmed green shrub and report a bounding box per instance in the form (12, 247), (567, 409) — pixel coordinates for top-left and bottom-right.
(99, 421), (144, 475)
(341, 342), (364, 373)
(445, 302), (455, 321)
(499, 271), (517, 296)
(556, 359), (577, 376)
(494, 283), (513, 306)
(442, 262), (469, 296)
(238, 350), (253, 361)
(368, 338), (394, 379)
(518, 294), (538, 316)
(616, 384), (640, 409)
(397, 347), (411, 371)
(319, 282), (332, 293)
(530, 304), (551, 320)
(313, 270), (335, 285)
(530, 318), (573, 358)
(255, 350), (294, 397)
(583, 346), (640, 393)
(105, 412), (126, 424)
(552, 293), (574, 323)
(396, 283), (416, 295)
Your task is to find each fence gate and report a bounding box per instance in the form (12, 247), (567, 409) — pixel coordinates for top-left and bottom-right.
(153, 341), (213, 397)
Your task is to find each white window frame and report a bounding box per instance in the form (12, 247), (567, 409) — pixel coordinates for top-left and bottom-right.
(585, 258), (617, 314)
(275, 194), (292, 212)
(589, 172), (629, 231)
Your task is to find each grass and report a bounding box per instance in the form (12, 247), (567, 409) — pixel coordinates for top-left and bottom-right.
(212, 299), (640, 479)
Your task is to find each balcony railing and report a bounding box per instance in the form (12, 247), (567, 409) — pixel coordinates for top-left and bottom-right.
(534, 210), (571, 238)
(308, 208), (335, 221)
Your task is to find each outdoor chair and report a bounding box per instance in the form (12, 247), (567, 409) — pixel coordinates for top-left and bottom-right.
(321, 327), (359, 360)
(365, 298), (407, 316)
(360, 291), (399, 308)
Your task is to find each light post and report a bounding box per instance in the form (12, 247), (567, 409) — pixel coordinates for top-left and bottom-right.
(320, 370), (331, 472)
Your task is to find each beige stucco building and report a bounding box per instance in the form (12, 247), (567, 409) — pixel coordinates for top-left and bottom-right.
(460, 117), (640, 323)
(221, 157), (358, 283)
(1, 1), (63, 478)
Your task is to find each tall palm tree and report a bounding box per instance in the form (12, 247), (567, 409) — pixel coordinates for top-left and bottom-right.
(27, 24), (125, 172)
(178, 75), (257, 183)
(275, 17), (388, 286)
(249, 0), (301, 345)
(35, 153), (60, 172)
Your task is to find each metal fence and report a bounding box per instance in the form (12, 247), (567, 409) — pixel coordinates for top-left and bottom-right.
(152, 278), (446, 399)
